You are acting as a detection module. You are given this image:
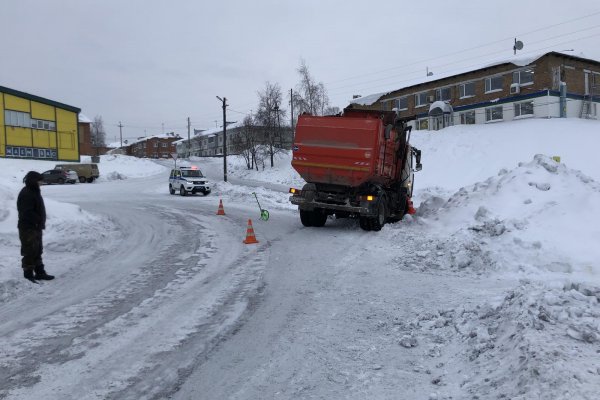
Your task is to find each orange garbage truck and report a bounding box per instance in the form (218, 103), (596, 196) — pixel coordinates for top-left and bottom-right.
(289, 108), (422, 231)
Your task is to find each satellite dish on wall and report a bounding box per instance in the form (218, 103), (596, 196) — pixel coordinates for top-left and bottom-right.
(513, 38), (524, 55)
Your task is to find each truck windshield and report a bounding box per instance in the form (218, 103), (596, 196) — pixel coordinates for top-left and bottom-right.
(181, 170), (204, 178)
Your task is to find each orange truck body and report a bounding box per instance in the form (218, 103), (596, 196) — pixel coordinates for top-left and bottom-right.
(292, 110), (403, 187)
(289, 108), (421, 231)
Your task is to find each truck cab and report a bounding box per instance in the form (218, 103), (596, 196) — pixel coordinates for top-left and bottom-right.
(169, 166), (211, 196)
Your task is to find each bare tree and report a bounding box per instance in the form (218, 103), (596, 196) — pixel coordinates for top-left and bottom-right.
(231, 115), (261, 170)
(255, 82), (287, 168)
(324, 106), (341, 116)
(293, 59), (330, 117)
(91, 115), (106, 147)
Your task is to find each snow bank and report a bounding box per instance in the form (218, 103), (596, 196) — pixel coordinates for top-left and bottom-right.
(411, 118), (600, 201)
(416, 155), (600, 285)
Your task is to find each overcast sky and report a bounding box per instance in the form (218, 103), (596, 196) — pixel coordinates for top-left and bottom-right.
(1, 0), (599, 142)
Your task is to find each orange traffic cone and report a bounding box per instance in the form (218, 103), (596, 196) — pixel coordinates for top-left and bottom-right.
(216, 199), (226, 215)
(243, 219), (259, 244)
(407, 197), (416, 215)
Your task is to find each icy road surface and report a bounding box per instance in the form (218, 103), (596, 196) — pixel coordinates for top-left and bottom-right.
(0, 168), (484, 400)
(1, 152), (599, 399)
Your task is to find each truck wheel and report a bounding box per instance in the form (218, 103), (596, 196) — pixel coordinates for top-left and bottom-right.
(310, 210), (327, 227)
(86, 177), (94, 183)
(79, 176), (86, 183)
(369, 201), (386, 232)
(169, 185), (175, 195)
(300, 210), (313, 227)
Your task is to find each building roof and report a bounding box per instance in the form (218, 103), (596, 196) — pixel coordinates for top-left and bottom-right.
(0, 85), (81, 113)
(78, 113), (92, 123)
(349, 51), (599, 106)
(172, 122), (246, 145)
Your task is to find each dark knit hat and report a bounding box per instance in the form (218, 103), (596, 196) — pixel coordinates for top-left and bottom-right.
(23, 171), (43, 185)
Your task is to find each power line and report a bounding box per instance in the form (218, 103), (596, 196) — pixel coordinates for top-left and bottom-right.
(331, 31), (600, 99)
(325, 10), (600, 87)
(329, 25), (600, 95)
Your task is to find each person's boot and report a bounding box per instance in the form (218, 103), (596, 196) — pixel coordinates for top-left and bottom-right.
(34, 265), (54, 280)
(23, 269), (38, 283)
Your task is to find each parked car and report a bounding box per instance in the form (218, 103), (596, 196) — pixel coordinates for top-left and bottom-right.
(41, 169), (78, 184)
(55, 163), (99, 183)
(169, 166), (211, 196)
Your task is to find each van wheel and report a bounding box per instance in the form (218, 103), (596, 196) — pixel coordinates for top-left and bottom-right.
(180, 186), (187, 196)
(86, 177), (94, 183)
(169, 185), (175, 195)
(79, 177), (86, 183)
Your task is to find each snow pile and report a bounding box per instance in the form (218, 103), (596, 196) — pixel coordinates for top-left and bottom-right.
(198, 152), (306, 188)
(80, 154), (168, 181)
(453, 282), (600, 399)
(415, 155), (600, 284)
(388, 153), (600, 399)
(410, 118), (600, 202)
(210, 181), (296, 211)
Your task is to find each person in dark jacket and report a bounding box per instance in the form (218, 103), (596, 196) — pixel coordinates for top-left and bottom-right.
(17, 171), (54, 282)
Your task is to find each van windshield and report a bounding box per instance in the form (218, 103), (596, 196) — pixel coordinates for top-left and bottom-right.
(181, 170), (204, 178)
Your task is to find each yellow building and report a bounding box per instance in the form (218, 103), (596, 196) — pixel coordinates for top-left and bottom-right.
(1, 86), (80, 161)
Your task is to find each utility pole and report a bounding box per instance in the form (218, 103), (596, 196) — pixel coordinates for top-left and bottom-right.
(216, 96), (228, 182)
(162, 123), (164, 135)
(187, 117), (191, 158)
(118, 121), (123, 149)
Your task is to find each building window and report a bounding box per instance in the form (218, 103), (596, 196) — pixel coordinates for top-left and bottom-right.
(435, 87), (451, 101)
(485, 76), (504, 93)
(394, 97), (408, 110)
(459, 82), (475, 98)
(485, 105), (503, 122)
(513, 69), (534, 85)
(153, 142), (158, 148)
(161, 142), (167, 148)
(416, 118), (429, 130)
(514, 101), (534, 117)
(460, 110), (476, 125)
(415, 92), (429, 107)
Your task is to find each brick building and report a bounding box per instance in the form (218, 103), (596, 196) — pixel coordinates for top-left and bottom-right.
(127, 132), (180, 158)
(349, 51), (600, 130)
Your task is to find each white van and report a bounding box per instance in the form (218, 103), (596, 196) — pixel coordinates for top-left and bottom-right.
(169, 166), (211, 196)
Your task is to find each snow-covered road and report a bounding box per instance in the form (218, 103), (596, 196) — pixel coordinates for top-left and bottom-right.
(2, 118), (600, 400)
(0, 172), (278, 399)
(0, 167), (499, 400)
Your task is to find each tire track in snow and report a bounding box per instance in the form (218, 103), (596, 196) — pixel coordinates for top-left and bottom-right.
(0, 202), (266, 399)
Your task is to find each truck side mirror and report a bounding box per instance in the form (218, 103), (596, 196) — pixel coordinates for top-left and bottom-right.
(415, 163), (422, 172)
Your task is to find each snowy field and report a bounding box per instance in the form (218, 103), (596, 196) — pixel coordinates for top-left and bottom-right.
(0, 118), (599, 399)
